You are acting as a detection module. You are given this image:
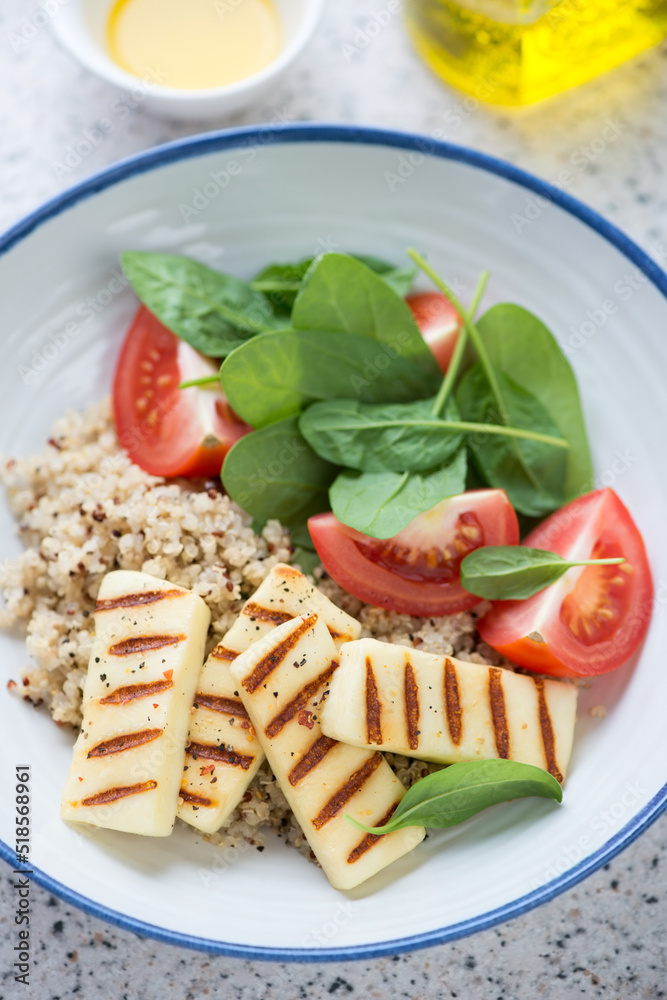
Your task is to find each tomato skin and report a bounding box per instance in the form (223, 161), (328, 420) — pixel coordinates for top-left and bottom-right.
(478, 489), (653, 677)
(308, 490), (519, 616)
(406, 292), (462, 373)
(113, 306), (250, 478)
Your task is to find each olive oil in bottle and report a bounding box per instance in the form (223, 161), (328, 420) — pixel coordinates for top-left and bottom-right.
(405, 0), (667, 106)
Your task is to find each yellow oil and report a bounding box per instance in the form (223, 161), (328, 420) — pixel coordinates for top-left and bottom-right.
(107, 0), (282, 90)
(405, 0), (667, 105)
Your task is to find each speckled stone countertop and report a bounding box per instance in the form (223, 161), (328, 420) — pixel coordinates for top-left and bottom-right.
(0, 1), (666, 997)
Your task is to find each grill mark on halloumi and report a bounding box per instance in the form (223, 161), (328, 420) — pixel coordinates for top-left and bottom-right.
(100, 678), (174, 705)
(365, 657), (382, 745)
(264, 663), (338, 738)
(95, 589), (184, 612)
(489, 668), (510, 759)
(311, 752), (384, 831)
(444, 659), (463, 745)
(209, 645), (240, 662)
(179, 788), (213, 808)
(404, 659), (420, 751)
(81, 779), (158, 807)
(193, 692), (249, 719)
(346, 802), (399, 864)
(187, 741), (255, 770)
(87, 728), (163, 757)
(287, 735), (338, 786)
(108, 634), (185, 656)
(534, 677), (563, 782)
(242, 614), (318, 694)
(243, 602), (293, 626)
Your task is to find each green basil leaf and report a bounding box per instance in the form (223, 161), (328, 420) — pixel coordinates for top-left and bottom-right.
(329, 447), (467, 539)
(292, 253), (441, 387)
(221, 416), (337, 533)
(461, 545), (624, 600)
(121, 251), (282, 357)
(476, 304), (593, 500)
(457, 364), (567, 517)
(220, 329), (438, 428)
(345, 759), (563, 835)
(299, 397), (463, 473)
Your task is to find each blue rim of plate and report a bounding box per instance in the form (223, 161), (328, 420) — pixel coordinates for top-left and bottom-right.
(1, 123), (666, 961)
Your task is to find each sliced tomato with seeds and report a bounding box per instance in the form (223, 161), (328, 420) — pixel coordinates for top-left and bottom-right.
(113, 306), (250, 478)
(478, 489), (653, 677)
(308, 490), (519, 616)
(406, 291), (463, 374)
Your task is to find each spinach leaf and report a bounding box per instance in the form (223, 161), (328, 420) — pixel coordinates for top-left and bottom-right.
(251, 258), (314, 313)
(457, 363), (568, 517)
(476, 304), (592, 500)
(354, 256), (417, 297)
(345, 759), (562, 834)
(329, 447), (467, 539)
(461, 546), (624, 600)
(251, 254), (416, 311)
(121, 251), (281, 357)
(291, 253), (441, 386)
(300, 397), (464, 473)
(220, 329), (437, 428)
(290, 547), (322, 577)
(221, 416), (337, 534)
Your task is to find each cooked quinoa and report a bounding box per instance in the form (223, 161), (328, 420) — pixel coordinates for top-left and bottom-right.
(0, 397), (503, 854)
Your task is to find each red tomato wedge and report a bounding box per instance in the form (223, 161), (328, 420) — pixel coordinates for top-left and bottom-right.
(406, 291), (462, 373)
(113, 306), (250, 477)
(308, 490), (519, 616)
(478, 489), (653, 677)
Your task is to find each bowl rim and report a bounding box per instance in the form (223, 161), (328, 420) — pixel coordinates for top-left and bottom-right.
(51, 0), (326, 102)
(1, 122), (666, 961)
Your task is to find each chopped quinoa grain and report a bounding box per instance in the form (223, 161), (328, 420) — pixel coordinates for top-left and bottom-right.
(0, 396), (498, 856)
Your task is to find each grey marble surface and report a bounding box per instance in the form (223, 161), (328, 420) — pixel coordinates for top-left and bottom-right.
(1, 0), (666, 996)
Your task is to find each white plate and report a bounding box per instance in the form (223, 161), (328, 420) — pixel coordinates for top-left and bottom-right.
(1, 125), (666, 959)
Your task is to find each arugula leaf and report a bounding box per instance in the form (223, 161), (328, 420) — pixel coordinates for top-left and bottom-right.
(461, 546), (624, 600)
(457, 364), (568, 517)
(345, 759), (563, 835)
(329, 447), (468, 539)
(476, 304), (593, 500)
(220, 329), (438, 428)
(121, 251), (282, 357)
(300, 397), (464, 473)
(221, 416), (337, 534)
(292, 253), (441, 383)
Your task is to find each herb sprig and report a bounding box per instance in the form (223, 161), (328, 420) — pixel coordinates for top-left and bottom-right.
(344, 759), (563, 835)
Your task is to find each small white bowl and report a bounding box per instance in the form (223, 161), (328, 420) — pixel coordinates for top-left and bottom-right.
(51, 0), (324, 121)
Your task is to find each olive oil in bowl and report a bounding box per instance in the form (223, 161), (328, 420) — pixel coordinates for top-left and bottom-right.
(405, 0), (667, 105)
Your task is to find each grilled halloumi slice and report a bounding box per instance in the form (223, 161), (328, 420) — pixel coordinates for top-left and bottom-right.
(320, 639), (578, 783)
(177, 564), (361, 834)
(61, 571), (210, 836)
(230, 613), (424, 890)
